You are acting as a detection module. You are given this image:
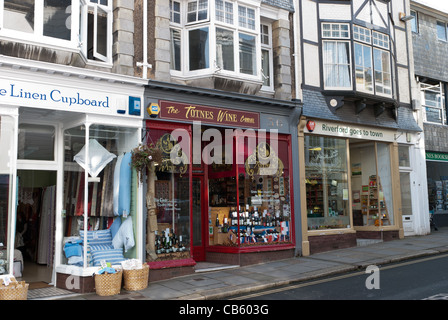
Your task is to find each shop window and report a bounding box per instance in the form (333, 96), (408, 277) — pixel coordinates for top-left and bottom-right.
(426, 158), (448, 213)
(149, 127), (191, 260)
(18, 124), (55, 161)
(62, 124), (139, 269)
(350, 142), (394, 227)
(305, 136), (350, 230)
(0, 116), (16, 276)
(209, 132), (292, 247)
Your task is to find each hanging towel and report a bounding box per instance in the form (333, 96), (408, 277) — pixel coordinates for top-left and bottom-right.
(113, 154), (124, 216)
(118, 152), (132, 217)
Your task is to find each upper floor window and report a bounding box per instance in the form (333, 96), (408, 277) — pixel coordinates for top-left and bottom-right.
(410, 10), (418, 33)
(421, 81), (446, 125)
(260, 22), (273, 91)
(322, 23), (351, 89)
(322, 23), (392, 97)
(437, 21), (447, 41)
(0, 0), (112, 64)
(169, 0), (263, 81)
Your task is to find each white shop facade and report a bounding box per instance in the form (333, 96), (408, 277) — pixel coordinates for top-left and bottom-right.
(0, 59), (146, 293)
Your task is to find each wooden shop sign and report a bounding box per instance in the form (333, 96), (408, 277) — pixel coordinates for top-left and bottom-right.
(159, 100), (260, 129)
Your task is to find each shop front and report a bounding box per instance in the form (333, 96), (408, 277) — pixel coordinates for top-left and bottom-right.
(299, 118), (407, 255)
(143, 81), (301, 281)
(426, 151), (448, 227)
(0, 60), (146, 293)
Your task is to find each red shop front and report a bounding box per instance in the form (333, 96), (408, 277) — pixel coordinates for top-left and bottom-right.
(144, 100), (295, 279)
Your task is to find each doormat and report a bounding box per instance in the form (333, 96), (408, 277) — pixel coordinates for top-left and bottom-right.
(28, 282), (52, 290)
(27, 287), (75, 300)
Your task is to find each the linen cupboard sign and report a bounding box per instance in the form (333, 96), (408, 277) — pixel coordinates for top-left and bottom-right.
(159, 100), (260, 129)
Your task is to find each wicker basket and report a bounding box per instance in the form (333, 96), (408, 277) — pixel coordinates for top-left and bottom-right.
(123, 264), (149, 291)
(0, 281), (28, 300)
(94, 270), (123, 296)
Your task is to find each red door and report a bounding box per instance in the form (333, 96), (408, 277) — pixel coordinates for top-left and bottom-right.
(192, 175), (207, 261)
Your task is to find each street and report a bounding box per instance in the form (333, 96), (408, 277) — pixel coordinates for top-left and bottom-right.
(229, 254), (448, 300)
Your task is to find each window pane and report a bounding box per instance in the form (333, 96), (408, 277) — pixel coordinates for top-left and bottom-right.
(373, 48), (391, 95)
(96, 7), (108, 58)
(354, 43), (373, 92)
(44, 0), (72, 40)
(216, 28), (234, 71)
(305, 136), (350, 230)
(376, 143), (394, 225)
(262, 49), (270, 87)
(239, 33), (256, 75)
(411, 11), (418, 33)
(398, 146), (410, 167)
(18, 124), (55, 161)
(437, 21), (447, 41)
(189, 27), (209, 70)
(238, 5), (255, 30)
(323, 41), (351, 88)
(170, 0), (181, 23)
(170, 29), (182, 71)
(3, 0), (34, 33)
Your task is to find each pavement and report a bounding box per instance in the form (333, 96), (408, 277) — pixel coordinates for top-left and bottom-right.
(40, 227), (448, 300)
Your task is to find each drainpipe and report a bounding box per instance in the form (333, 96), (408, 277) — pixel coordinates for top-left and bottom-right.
(137, 0), (151, 79)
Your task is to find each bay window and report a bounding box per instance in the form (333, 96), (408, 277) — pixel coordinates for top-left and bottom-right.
(170, 0), (262, 81)
(0, 0), (112, 64)
(322, 23), (392, 97)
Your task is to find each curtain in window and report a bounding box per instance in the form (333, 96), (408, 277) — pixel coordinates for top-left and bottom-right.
(323, 41), (351, 88)
(216, 28), (234, 71)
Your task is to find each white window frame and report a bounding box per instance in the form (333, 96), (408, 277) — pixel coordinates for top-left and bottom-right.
(373, 47), (392, 97)
(260, 22), (273, 92)
(322, 40), (352, 90)
(79, 0), (113, 65)
(170, 0), (261, 83)
(0, 0), (80, 51)
(186, 0), (209, 25)
(354, 42), (373, 94)
(421, 81), (446, 125)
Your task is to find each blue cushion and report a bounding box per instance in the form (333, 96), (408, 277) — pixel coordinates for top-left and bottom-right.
(79, 229), (112, 246)
(91, 248), (125, 266)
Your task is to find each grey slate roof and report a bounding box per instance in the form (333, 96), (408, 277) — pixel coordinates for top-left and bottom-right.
(303, 89), (422, 132)
(262, 0), (294, 11)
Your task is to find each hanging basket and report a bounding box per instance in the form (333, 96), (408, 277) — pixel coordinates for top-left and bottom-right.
(0, 280), (28, 300)
(94, 270), (123, 296)
(123, 264), (149, 291)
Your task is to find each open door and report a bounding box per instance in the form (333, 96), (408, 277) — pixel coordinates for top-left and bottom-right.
(192, 175), (207, 261)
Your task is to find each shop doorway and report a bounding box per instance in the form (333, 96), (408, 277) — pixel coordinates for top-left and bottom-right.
(192, 174), (207, 261)
(15, 170), (56, 285)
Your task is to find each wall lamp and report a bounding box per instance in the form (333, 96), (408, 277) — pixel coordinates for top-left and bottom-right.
(399, 12), (414, 22)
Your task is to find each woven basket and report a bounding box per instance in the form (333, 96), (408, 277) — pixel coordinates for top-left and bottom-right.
(94, 270), (122, 296)
(123, 264), (149, 291)
(0, 281), (28, 300)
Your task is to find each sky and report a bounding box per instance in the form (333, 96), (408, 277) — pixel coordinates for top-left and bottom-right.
(413, 0), (448, 13)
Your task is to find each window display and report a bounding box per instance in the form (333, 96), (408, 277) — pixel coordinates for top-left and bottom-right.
(351, 142), (394, 226)
(62, 124), (139, 268)
(305, 136), (350, 230)
(208, 133), (292, 247)
(149, 127), (191, 261)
